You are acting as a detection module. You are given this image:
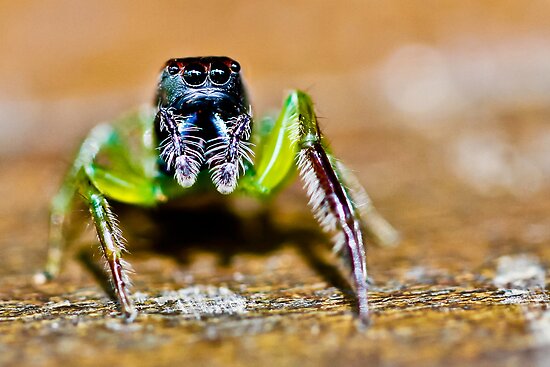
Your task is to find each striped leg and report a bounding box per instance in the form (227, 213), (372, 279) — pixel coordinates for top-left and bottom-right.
(242, 90), (393, 324)
(84, 186), (136, 320)
(297, 140), (369, 322)
(39, 114), (160, 320)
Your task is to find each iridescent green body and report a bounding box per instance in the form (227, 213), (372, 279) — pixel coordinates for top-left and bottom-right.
(39, 57), (399, 325)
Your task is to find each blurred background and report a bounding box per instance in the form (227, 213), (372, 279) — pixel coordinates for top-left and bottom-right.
(2, 0), (550, 199)
(2, 2), (550, 366)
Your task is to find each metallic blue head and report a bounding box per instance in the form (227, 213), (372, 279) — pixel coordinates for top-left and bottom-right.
(157, 56), (247, 114)
(155, 57), (253, 194)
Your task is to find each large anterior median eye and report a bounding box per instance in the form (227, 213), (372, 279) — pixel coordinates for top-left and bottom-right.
(183, 63), (207, 86)
(209, 61), (231, 85)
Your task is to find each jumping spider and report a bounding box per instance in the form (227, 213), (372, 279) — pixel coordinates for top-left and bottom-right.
(37, 56), (399, 324)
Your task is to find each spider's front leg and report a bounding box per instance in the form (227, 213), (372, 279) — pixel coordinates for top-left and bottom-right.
(243, 91), (398, 324)
(296, 127), (371, 320)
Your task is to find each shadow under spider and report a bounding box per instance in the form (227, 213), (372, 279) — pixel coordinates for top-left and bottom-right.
(79, 198), (355, 303)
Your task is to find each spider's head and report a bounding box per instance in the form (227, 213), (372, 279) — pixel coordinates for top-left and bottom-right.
(154, 57), (253, 194)
(157, 56), (246, 111)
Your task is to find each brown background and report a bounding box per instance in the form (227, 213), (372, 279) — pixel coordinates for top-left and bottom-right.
(1, 1), (550, 366)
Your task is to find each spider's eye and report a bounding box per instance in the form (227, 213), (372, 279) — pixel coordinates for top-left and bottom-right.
(167, 62), (180, 76)
(230, 61), (240, 73)
(183, 63), (207, 86)
(209, 62), (231, 85)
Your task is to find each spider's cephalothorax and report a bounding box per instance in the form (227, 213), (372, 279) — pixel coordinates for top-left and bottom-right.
(40, 56), (400, 326)
(155, 56), (253, 194)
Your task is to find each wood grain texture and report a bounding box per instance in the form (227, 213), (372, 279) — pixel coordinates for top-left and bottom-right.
(2, 4), (550, 363)
(1, 115), (549, 366)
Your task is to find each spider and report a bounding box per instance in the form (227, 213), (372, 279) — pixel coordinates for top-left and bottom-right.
(37, 56), (399, 325)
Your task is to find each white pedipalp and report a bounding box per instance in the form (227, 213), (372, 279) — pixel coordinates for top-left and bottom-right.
(206, 113), (254, 194)
(158, 108), (205, 187)
(158, 107), (254, 193)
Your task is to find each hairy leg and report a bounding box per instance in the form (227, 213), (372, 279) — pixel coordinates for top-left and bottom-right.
(241, 90), (397, 324)
(38, 109), (161, 320)
(38, 124), (118, 281)
(84, 185), (136, 320)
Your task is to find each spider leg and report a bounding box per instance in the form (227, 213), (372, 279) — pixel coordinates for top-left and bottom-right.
(331, 160), (400, 247)
(38, 109), (161, 320)
(83, 183), (136, 320)
(40, 124), (119, 281)
(242, 91), (396, 323)
(296, 134), (370, 321)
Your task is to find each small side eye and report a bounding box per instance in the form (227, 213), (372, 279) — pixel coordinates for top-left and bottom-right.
(230, 61), (240, 73)
(167, 62), (180, 76)
(209, 62), (231, 85)
(183, 63), (207, 86)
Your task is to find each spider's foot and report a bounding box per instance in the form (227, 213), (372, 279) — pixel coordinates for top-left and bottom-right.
(33, 270), (55, 285)
(122, 307), (138, 323)
(356, 312), (372, 331)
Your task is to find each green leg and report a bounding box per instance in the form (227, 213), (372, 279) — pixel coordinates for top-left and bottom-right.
(84, 185), (136, 320)
(39, 124), (118, 281)
(243, 90), (398, 323)
(38, 117), (160, 320)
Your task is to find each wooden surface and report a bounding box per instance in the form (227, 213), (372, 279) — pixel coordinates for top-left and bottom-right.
(2, 2), (550, 366)
(1, 115), (549, 367)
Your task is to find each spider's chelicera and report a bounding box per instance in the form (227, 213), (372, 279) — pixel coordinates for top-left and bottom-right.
(37, 56), (399, 326)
